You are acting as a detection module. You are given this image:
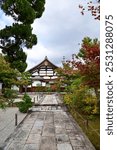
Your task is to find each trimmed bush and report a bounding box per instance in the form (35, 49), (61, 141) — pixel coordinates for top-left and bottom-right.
(18, 94), (32, 113)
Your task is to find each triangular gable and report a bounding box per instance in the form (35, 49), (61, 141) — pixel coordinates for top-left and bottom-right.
(28, 56), (58, 74)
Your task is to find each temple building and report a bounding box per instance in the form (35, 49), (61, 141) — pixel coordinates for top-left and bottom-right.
(22, 56), (59, 92)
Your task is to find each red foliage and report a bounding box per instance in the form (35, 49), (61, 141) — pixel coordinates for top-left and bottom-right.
(79, 1), (100, 20)
(63, 37), (100, 89)
(57, 37), (100, 93)
(74, 38), (100, 89)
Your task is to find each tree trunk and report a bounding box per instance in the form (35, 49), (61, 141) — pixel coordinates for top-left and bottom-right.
(25, 85), (27, 93)
(94, 87), (100, 108)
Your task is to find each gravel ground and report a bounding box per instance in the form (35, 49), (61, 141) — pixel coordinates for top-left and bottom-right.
(0, 107), (27, 148)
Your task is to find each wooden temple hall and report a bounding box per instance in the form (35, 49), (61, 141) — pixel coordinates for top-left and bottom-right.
(22, 56), (59, 92)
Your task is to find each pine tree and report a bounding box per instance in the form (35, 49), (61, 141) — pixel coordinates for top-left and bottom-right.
(0, 0), (45, 72)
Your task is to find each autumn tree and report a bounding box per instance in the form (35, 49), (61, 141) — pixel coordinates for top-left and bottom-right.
(57, 37), (100, 98)
(74, 37), (100, 101)
(56, 62), (79, 92)
(0, 0), (45, 72)
(79, 0), (100, 20)
(57, 37), (100, 111)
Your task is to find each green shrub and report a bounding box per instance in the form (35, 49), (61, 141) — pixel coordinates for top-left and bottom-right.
(0, 96), (7, 109)
(64, 94), (73, 106)
(18, 94), (32, 113)
(3, 88), (18, 106)
(64, 85), (99, 115)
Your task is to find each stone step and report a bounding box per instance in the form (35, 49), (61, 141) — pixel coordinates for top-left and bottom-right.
(31, 105), (67, 112)
(34, 103), (63, 106)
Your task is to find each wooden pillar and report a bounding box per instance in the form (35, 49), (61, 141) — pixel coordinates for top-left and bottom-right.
(31, 80), (33, 93)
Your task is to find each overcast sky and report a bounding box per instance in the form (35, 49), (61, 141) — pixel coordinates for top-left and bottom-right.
(0, 0), (99, 70)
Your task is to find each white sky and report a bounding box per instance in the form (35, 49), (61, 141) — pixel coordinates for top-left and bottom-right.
(0, 0), (99, 70)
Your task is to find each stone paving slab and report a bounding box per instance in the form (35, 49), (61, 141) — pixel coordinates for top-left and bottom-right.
(57, 143), (73, 150)
(1, 94), (96, 150)
(41, 95), (58, 105)
(24, 144), (39, 150)
(40, 136), (56, 150)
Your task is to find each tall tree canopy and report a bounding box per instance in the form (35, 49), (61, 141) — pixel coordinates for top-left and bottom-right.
(0, 0), (45, 72)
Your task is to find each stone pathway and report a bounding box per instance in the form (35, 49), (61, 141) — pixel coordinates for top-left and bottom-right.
(2, 94), (96, 150)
